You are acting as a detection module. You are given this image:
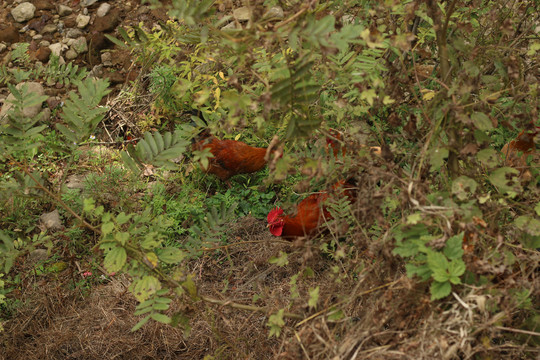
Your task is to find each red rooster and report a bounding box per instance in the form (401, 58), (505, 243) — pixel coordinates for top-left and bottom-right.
(192, 131), (269, 183)
(267, 180), (355, 239)
(501, 125), (539, 181)
(326, 128), (346, 157)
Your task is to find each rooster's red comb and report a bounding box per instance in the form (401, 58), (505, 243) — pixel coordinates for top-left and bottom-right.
(267, 207), (284, 223)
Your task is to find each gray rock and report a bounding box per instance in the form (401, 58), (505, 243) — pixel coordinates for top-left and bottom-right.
(49, 42), (67, 56)
(11, 2), (36, 23)
(76, 14), (90, 28)
(57, 4), (72, 16)
(72, 36), (88, 54)
(264, 6), (284, 20)
(39, 107), (51, 122)
(341, 14), (355, 25)
(233, 7), (250, 21)
(0, 44), (6, 53)
(65, 48), (78, 60)
(89, 64), (104, 77)
(66, 174), (86, 189)
(32, 34), (43, 40)
(87, 145), (116, 158)
(83, 0), (99, 6)
(0, 82), (45, 122)
(40, 209), (63, 231)
(101, 51), (112, 66)
(42, 24), (58, 34)
(29, 249), (48, 264)
(65, 28), (83, 38)
(222, 21), (239, 30)
(97, 3), (111, 17)
(136, 6), (149, 15)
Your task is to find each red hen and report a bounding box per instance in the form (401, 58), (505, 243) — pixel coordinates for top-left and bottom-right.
(193, 133), (268, 182)
(267, 180), (355, 239)
(501, 126), (539, 181)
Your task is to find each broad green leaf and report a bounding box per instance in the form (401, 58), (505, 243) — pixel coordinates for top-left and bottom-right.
(427, 251), (449, 282)
(406, 213), (422, 225)
(46, 261), (68, 273)
(514, 216), (540, 236)
(405, 263), (432, 281)
(463, 61), (480, 77)
(360, 88), (377, 106)
(144, 252), (159, 268)
(308, 286), (320, 309)
(267, 309), (285, 338)
(155, 296), (172, 303)
(452, 176), (477, 201)
(477, 148), (499, 167)
(120, 150), (142, 174)
(430, 280), (451, 300)
(144, 132), (159, 156)
(134, 306), (153, 316)
(471, 112), (493, 131)
(269, 251), (289, 267)
(83, 198), (95, 212)
(104, 246), (127, 272)
(131, 315), (151, 332)
(140, 232), (161, 250)
(114, 232), (129, 245)
(116, 212), (132, 225)
(327, 308), (345, 321)
(429, 147), (449, 172)
(489, 167), (521, 196)
(448, 260), (465, 284)
(132, 276), (161, 302)
(393, 241), (420, 257)
(182, 276), (198, 300)
(151, 313), (172, 324)
(157, 247), (186, 264)
(535, 202), (540, 216)
(444, 233), (464, 260)
(101, 222), (114, 235)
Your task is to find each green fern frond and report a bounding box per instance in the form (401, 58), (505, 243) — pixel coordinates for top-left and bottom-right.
(56, 78), (110, 146)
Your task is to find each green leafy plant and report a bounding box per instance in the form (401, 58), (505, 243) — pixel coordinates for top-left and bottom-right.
(0, 83), (48, 159)
(121, 130), (191, 173)
(56, 77), (110, 147)
(184, 201), (238, 256)
(42, 55), (88, 87)
(394, 226), (466, 300)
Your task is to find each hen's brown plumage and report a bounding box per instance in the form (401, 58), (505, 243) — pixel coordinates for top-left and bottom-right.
(193, 134), (268, 181)
(267, 180), (356, 239)
(501, 126), (539, 181)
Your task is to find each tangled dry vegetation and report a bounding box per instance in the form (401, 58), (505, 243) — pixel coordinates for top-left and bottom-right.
(4, 164), (538, 359)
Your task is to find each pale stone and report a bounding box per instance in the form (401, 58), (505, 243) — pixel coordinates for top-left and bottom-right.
(11, 2), (36, 23)
(76, 14), (90, 28)
(97, 3), (111, 17)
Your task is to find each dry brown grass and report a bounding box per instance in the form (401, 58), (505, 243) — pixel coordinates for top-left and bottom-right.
(4, 213), (537, 360)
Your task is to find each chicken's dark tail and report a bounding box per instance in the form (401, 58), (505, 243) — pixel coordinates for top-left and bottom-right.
(182, 108), (211, 144)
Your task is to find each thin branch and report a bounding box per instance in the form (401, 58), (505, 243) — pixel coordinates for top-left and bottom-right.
(495, 326), (540, 337)
(200, 295), (303, 320)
